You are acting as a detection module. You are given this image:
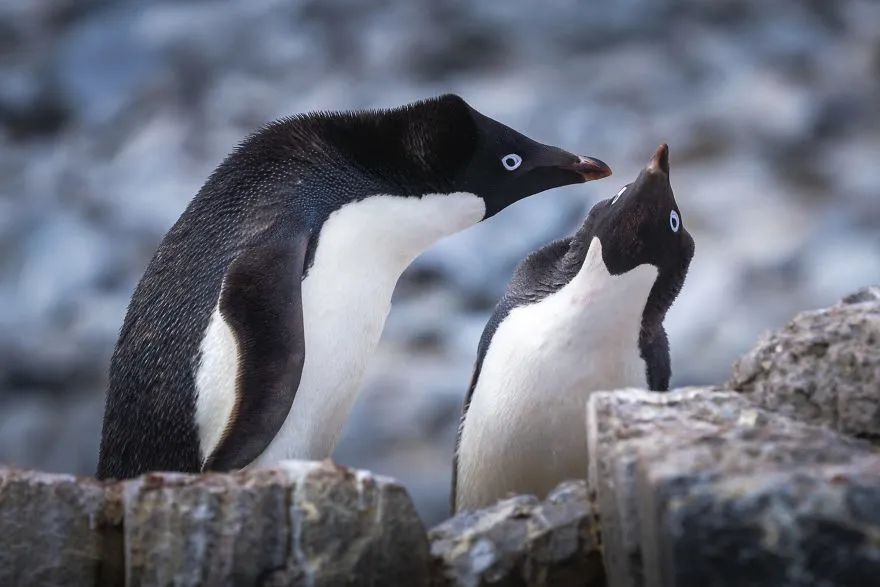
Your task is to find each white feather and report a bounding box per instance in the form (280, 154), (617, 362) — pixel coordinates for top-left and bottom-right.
(194, 305), (239, 463)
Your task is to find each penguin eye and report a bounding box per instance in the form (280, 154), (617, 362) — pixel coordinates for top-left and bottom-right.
(669, 210), (681, 233)
(611, 186), (627, 205)
(501, 154), (522, 171)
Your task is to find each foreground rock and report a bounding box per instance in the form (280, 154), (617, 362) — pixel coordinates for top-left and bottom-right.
(125, 461), (430, 587)
(0, 461), (430, 587)
(429, 480), (604, 587)
(0, 468), (122, 586)
(587, 388), (880, 587)
(731, 286), (880, 441)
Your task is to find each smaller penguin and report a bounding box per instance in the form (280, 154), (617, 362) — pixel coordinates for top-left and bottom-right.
(453, 144), (694, 512)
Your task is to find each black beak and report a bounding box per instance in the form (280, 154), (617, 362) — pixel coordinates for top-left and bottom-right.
(563, 156), (612, 181)
(646, 143), (670, 175)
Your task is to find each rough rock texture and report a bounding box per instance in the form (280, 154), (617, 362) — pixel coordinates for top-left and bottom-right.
(124, 460), (430, 587)
(0, 461), (609, 587)
(0, 461), (429, 587)
(647, 457), (880, 587)
(0, 467), (122, 586)
(429, 480), (604, 587)
(587, 389), (880, 587)
(730, 286), (880, 441)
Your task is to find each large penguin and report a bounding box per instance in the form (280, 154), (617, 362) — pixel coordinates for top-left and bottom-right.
(453, 144), (693, 512)
(96, 94), (611, 479)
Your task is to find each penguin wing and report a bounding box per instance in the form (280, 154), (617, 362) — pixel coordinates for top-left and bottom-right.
(203, 236), (308, 471)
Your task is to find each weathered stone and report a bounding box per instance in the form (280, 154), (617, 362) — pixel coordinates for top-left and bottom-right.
(429, 480), (604, 587)
(645, 456), (880, 587)
(124, 460), (430, 587)
(0, 467), (121, 587)
(730, 286), (880, 441)
(586, 388), (749, 587)
(587, 388), (879, 587)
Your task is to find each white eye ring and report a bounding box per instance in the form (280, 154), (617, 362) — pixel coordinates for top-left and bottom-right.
(669, 210), (680, 232)
(501, 153), (522, 171)
(611, 186), (627, 205)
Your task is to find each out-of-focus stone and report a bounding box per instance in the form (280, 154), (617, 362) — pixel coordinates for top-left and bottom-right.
(0, 467), (121, 587)
(429, 480), (605, 587)
(587, 388), (879, 587)
(730, 286), (880, 441)
(123, 460), (430, 587)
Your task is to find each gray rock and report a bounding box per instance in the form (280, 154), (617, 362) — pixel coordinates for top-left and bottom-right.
(646, 456), (880, 587)
(586, 388), (879, 587)
(429, 480), (605, 587)
(0, 467), (121, 587)
(730, 286), (880, 441)
(123, 460), (430, 587)
(586, 388), (750, 587)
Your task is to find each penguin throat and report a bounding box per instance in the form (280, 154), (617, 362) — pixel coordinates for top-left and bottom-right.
(312, 192), (486, 271)
(253, 192), (484, 462)
(569, 237), (659, 321)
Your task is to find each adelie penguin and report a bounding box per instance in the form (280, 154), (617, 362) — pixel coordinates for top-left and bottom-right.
(453, 144), (694, 512)
(96, 94), (612, 479)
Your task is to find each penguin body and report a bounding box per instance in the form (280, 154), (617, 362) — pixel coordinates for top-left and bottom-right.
(97, 95), (611, 480)
(454, 144), (694, 511)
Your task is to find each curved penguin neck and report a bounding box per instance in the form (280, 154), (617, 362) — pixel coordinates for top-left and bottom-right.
(564, 237), (658, 337)
(254, 192), (486, 463)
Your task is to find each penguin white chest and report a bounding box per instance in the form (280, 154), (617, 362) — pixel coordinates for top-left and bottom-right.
(237, 192), (486, 465)
(456, 239), (657, 510)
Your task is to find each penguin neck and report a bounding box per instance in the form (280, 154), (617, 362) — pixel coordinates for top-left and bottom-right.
(564, 237), (658, 340)
(256, 192), (485, 462)
(309, 192), (487, 277)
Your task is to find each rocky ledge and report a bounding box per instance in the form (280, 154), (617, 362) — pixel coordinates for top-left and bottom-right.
(1, 287), (878, 586)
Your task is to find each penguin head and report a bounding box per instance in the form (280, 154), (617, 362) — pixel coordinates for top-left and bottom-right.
(448, 97), (612, 218)
(575, 143), (694, 282)
(325, 95), (611, 219)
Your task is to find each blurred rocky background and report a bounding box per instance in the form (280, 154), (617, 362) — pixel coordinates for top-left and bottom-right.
(0, 0), (878, 525)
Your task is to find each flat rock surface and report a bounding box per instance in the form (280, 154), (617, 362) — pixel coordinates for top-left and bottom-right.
(429, 480), (604, 587)
(731, 286), (880, 441)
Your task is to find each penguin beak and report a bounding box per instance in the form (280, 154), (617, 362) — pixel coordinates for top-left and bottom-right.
(646, 143), (670, 175)
(562, 156), (612, 181)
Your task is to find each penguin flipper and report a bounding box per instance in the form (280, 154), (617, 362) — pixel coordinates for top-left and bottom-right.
(203, 237), (308, 471)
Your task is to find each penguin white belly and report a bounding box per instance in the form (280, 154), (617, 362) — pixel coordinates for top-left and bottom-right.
(456, 241), (657, 510)
(195, 192), (485, 467)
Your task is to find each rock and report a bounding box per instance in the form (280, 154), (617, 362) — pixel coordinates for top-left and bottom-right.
(0, 467), (122, 587)
(730, 286), (880, 441)
(429, 480), (605, 587)
(586, 388), (879, 587)
(647, 456), (880, 587)
(586, 388), (749, 587)
(123, 460), (430, 587)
